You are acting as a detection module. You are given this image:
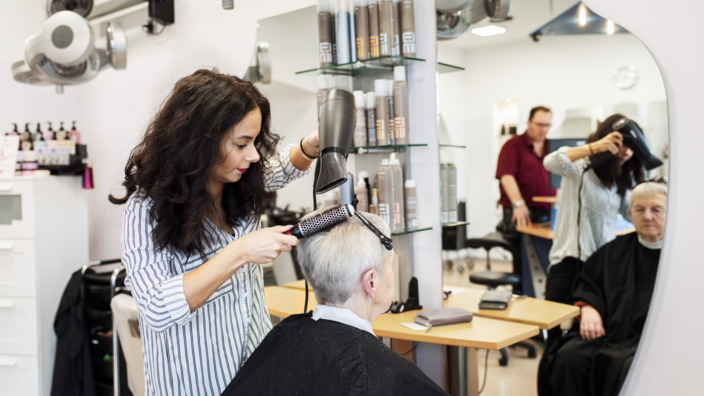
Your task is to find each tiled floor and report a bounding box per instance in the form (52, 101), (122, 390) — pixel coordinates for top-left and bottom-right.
(443, 255), (543, 396)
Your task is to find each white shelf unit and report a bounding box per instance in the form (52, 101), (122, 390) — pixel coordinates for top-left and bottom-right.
(0, 176), (89, 396)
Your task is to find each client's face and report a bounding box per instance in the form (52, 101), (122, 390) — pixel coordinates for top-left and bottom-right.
(631, 193), (667, 243)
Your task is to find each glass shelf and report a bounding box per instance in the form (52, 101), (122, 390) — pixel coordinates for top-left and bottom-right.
(391, 226), (432, 236)
(439, 144), (467, 149)
(296, 56), (463, 76)
(354, 143), (428, 154)
(441, 221), (470, 228)
(437, 62), (465, 74)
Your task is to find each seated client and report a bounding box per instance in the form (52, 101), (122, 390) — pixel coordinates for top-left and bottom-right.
(222, 210), (448, 396)
(540, 181), (667, 396)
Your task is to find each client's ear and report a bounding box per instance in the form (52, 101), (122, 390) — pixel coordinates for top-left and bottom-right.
(361, 269), (378, 298)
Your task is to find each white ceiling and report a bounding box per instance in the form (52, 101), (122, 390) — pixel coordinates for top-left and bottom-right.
(439, 0), (589, 50)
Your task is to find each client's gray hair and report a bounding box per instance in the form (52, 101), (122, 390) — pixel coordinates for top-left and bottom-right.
(630, 181), (668, 209)
(297, 209), (392, 305)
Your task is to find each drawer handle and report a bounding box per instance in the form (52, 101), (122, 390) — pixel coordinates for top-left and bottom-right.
(0, 357), (17, 367)
(0, 242), (15, 250)
(0, 184), (11, 192)
(0, 300), (16, 309)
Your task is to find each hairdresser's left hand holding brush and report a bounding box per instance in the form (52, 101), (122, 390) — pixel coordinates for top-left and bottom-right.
(110, 69), (317, 396)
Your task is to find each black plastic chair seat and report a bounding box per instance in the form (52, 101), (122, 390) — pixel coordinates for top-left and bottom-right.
(470, 270), (521, 288)
(465, 232), (511, 252)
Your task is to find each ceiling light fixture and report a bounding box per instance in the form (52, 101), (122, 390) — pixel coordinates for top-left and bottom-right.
(471, 25), (506, 37)
(529, 2), (628, 42)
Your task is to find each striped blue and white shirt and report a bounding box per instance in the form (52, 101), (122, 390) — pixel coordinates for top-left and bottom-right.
(121, 145), (307, 396)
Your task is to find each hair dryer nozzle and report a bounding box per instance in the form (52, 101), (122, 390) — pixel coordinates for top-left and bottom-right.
(315, 88), (356, 194)
(612, 117), (664, 171)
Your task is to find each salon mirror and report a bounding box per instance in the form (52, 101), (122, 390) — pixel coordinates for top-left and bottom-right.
(438, 0), (668, 392)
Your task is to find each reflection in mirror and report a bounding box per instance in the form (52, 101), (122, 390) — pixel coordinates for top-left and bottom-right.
(438, 1), (668, 394)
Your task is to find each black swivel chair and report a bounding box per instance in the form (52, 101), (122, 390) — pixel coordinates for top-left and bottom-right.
(465, 232), (538, 366)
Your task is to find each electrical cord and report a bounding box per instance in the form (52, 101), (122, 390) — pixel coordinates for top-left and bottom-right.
(477, 349), (490, 395)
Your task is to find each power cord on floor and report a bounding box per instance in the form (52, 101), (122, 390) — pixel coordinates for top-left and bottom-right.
(477, 349), (490, 395)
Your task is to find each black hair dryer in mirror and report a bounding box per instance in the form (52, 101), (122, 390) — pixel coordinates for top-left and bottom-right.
(612, 116), (664, 170)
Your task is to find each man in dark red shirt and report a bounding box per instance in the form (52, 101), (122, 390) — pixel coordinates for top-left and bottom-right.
(494, 106), (557, 295)
(496, 106), (556, 227)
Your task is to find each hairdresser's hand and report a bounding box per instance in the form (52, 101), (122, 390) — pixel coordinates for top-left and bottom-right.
(235, 225), (298, 264)
(512, 205), (531, 227)
(302, 130), (320, 158)
(592, 132), (623, 155)
(580, 305), (606, 341)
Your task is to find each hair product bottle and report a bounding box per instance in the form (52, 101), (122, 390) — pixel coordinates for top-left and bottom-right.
(56, 121), (67, 140)
(317, 0), (336, 66)
(68, 120), (81, 143)
(448, 161), (458, 222)
(440, 162), (449, 223)
(44, 121), (55, 141)
(355, 179), (369, 212)
(33, 123), (46, 150)
(389, 153), (405, 233)
(391, 0), (401, 56)
(374, 80), (389, 146)
(399, 0), (416, 57)
(365, 92), (377, 146)
(404, 179), (418, 230)
(334, 0), (354, 64)
(369, 187), (379, 215)
(354, 0), (370, 60)
(367, 0), (380, 57)
(385, 80), (395, 145)
(376, 159), (392, 225)
(359, 170), (372, 208)
(377, 0), (394, 56)
(353, 90), (368, 147)
(392, 66), (409, 144)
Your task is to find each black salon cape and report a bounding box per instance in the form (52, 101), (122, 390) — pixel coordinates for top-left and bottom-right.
(222, 312), (449, 396)
(541, 233), (660, 396)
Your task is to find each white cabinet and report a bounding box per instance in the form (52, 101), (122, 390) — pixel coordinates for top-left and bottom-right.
(0, 176), (89, 396)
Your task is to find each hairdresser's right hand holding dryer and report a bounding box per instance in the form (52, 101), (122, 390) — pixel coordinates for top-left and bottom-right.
(565, 131), (624, 162)
(109, 69), (317, 396)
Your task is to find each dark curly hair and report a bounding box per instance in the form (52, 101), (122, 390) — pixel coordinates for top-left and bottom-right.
(586, 113), (645, 197)
(109, 69), (279, 256)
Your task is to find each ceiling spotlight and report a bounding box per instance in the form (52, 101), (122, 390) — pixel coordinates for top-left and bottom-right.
(471, 25), (506, 37)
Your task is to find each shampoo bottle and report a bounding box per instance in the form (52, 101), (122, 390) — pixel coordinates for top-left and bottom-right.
(44, 121), (55, 141)
(56, 121), (67, 140)
(33, 123), (46, 150)
(391, 0), (401, 56)
(448, 162), (458, 222)
(334, 0), (353, 64)
(68, 120), (81, 143)
(385, 80), (395, 145)
(440, 162), (449, 223)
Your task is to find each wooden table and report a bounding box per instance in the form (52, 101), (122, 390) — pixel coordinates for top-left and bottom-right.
(443, 287), (579, 330)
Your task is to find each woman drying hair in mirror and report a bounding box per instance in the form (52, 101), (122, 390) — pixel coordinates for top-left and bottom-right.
(538, 113), (646, 385)
(109, 68), (319, 395)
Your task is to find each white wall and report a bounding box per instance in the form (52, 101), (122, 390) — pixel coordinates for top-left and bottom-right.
(438, 33), (667, 240)
(1, 0), (318, 261)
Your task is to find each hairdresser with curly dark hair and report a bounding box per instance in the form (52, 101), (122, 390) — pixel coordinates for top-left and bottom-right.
(537, 113), (645, 395)
(109, 69), (319, 396)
